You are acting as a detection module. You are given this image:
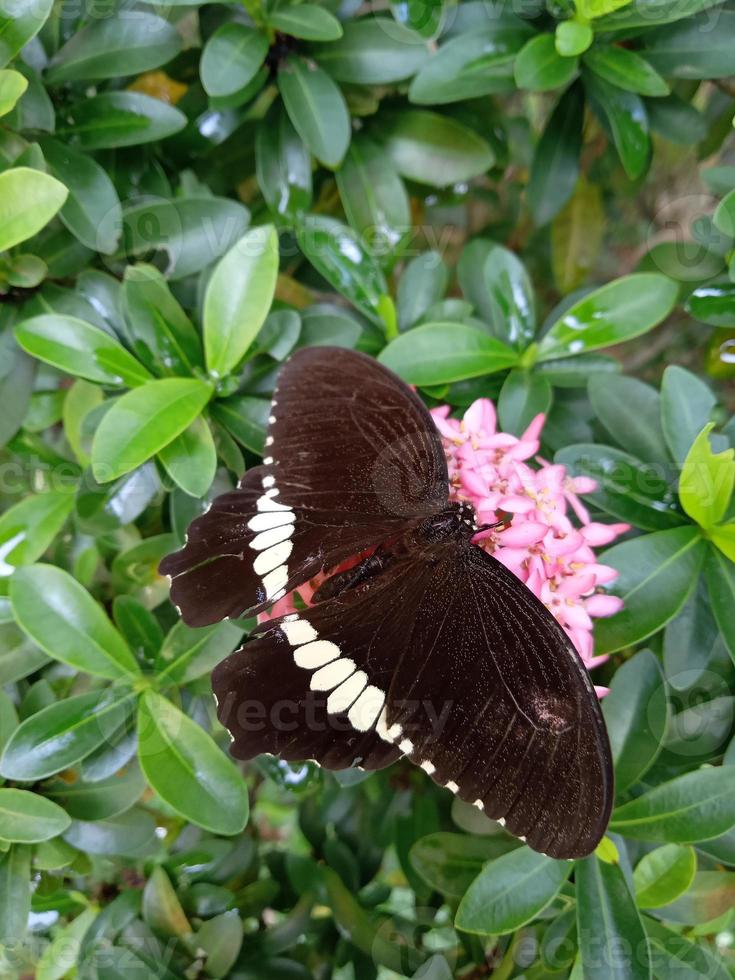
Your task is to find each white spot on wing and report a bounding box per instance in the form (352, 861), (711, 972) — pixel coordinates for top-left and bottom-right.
(254, 540), (293, 577)
(262, 475), (275, 489)
(473, 799), (484, 810)
(294, 639), (341, 669)
(398, 738), (413, 754)
(348, 686), (385, 732)
(248, 510), (295, 532)
(311, 658), (355, 691)
(263, 565), (288, 599)
(421, 761), (435, 775)
(445, 781), (459, 794)
(376, 707), (402, 743)
(256, 496), (291, 513)
(250, 524), (293, 551)
(281, 619), (318, 646)
(327, 671), (367, 715)
(265, 435), (273, 446)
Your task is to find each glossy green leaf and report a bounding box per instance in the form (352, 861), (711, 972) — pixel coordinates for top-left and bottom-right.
(201, 23), (269, 98)
(641, 11), (735, 79)
(0, 489), (75, 567)
(142, 865), (192, 937)
(583, 46), (669, 97)
(15, 314), (152, 388)
(379, 322), (518, 384)
(456, 847), (571, 935)
(311, 19), (427, 84)
(64, 807), (157, 858)
(58, 92), (186, 150)
(528, 84), (584, 226)
(408, 26), (528, 104)
(679, 423), (734, 529)
(634, 844), (697, 908)
(121, 264), (202, 377)
(705, 546), (735, 663)
(0, 0), (53, 68)
(585, 71), (650, 180)
(397, 251), (449, 329)
(10, 563), (140, 680)
(381, 110), (494, 187)
(538, 274), (678, 362)
(296, 215), (387, 323)
(269, 4), (342, 39)
(515, 34), (578, 91)
(36, 906), (97, 980)
(409, 833), (519, 899)
(0, 845), (31, 943)
(278, 56), (350, 168)
(589, 374), (670, 467)
(91, 378), (213, 483)
(255, 106), (312, 220)
(576, 856), (651, 979)
(113, 596), (163, 667)
(0, 69), (27, 116)
(554, 444), (684, 531)
(0, 689), (136, 781)
(611, 766), (735, 842)
(602, 649), (668, 792)
(660, 365), (716, 468)
(498, 370), (551, 436)
(137, 691), (249, 835)
(0, 168), (68, 252)
(0, 789), (70, 843)
(203, 224), (279, 378)
(594, 0), (721, 29)
(158, 417), (217, 499)
(0, 623), (50, 685)
(47, 12), (180, 83)
(555, 20), (593, 57)
(210, 396), (269, 454)
(336, 136), (409, 257)
(686, 281), (735, 328)
(157, 619), (243, 685)
(595, 526), (706, 653)
(196, 910), (243, 978)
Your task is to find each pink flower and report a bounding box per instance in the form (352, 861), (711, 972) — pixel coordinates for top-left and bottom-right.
(260, 398), (626, 693)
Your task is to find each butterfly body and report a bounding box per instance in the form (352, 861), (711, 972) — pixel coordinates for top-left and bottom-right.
(161, 346), (614, 858)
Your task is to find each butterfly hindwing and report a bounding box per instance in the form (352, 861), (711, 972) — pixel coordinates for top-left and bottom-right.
(160, 347), (449, 627)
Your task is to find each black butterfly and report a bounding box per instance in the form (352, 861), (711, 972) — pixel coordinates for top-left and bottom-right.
(160, 347), (613, 858)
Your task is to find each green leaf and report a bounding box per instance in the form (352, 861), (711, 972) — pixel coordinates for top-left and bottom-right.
(528, 83), (584, 226)
(576, 856), (651, 979)
(0, 623), (50, 685)
(39, 137), (121, 255)
(679, 423), (734, 529)
(200, 23), (269, 98)
(46, 12), (180, 83)
(137, 691), (248, 836)
(455, 848), (571, 935)
(0, 0), (53, 68)
(296, 215), (387, 323)
(714, 192), (735, 239)
(555, 20), (593, 57)
(602, 649), (668, 793)
(0, 490), (75, 567)
(311, 19), (427, 84)
(0, 789), (70, 843)
(705, 546), (735, 663)
(594, 526), (706, 653)
(686, 281), (735, 328)
(58, 92), (186, 150)
(379, 322), (518, 384)
(514, 34), (578, 91)
(113, 596), (163, 667)
(633, 844), (697, 908)
(36, 906), (97, 980)
(15, 314), (152, 387)
(0, 168), (68, 252)
(583, 46), (669, 97)
(117, 197), (250, 282)
(645, 916), (731, 980)
(589, 374), (670, 467)
(480, 243), (537, 347)
(64, 807), (157, 858)
(0, 846), (31, 943)
(0, 69), (27, 116)
(91, 378), (213, 483)
(121, 264), (203, 377)
(408, 26), (528, 104)
(255, 106), (312, 220)
(210, 396), (269, 454)
(336, 136), (410, 257)
(397, 251), (449, 329)
(538, 273), (677, 361)
(158, 417), (217, 499)
(196, 910), (243, 978)
(157, 619), (243, 685)
(555, 444), (684, 531)
(203, 225), (279, 379)
(585, 71), (650, 181)
(641, 10), (735, 79)
(380, 110), (494, 187)
(269, 4), (342, 39)
(409, 833), (519, 899)
(0, 690), (136, 781)
(498, 370), (551, 437)
(278, 56), (350, 168)
(594, 0), (720, 29)
(142, 865), (192, 937)
(551, 177), (605, 294)
(660, 365), (716, 468)
(576, 0), (631, 17)
(10, 564), (141, 680)
(611, 767), (735, 842)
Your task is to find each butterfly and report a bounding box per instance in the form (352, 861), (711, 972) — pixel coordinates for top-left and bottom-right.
(160, 346), (613, 858)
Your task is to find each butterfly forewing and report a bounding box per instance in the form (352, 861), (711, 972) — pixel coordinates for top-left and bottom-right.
(160, 347), (449, 626)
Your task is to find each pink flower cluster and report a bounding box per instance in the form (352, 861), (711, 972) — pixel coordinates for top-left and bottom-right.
(432, 399), (627, 690)
(262, 399), (626, 693)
